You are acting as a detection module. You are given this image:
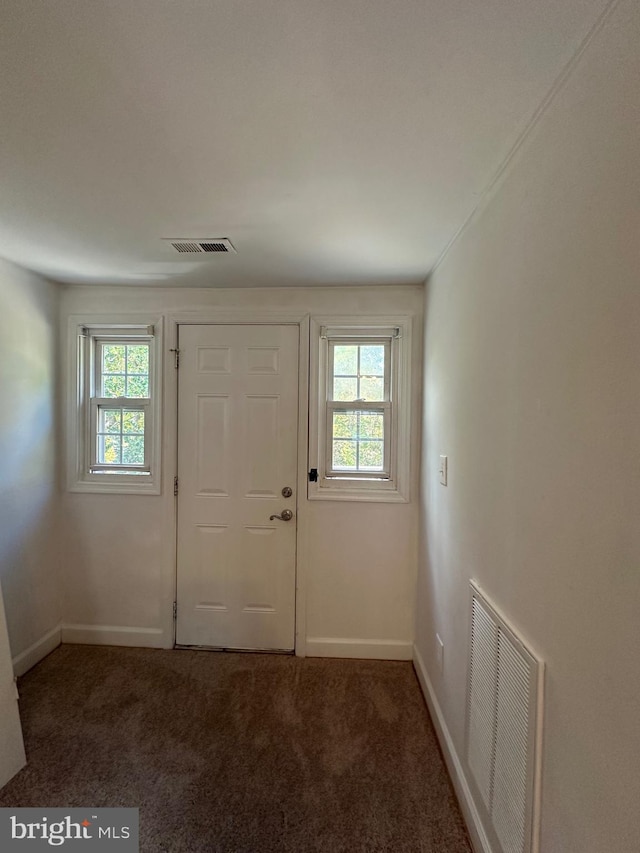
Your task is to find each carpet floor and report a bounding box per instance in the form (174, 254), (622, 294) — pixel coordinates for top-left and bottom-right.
(0, 646), (471, 853)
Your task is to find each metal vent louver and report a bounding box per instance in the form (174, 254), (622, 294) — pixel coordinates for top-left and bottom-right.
(465, 582), (544, 853)
(163, 238), (236, 254)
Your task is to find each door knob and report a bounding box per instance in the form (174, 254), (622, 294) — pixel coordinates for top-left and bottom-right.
(270, 509), (294, 522)
(281, 486), (293, 498)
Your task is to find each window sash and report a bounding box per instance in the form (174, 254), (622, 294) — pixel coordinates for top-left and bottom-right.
(85, 329), (154, 478)
(323, 333), (394, 482)
(88, 397), (151, 473)
(325, 402), (391, 478)
(327, 338), (391, 403)
(93, 338), (152, 399)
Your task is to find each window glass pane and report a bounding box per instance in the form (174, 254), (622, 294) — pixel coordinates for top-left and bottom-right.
(359, 376), (384, 401)
(359, 411), (384, 439)
(332, 440), (357, 470)
(100, 341), (149, 398)
(331, 410), (385, 473)
(103, 345), (126, 374)
(126, 375), (149, 397)
(330, 342), (387, 402)
(333, 345), (358, 376)
(333, 377), (358, 401)
(333, 412), (358, 439)
(100, 409), (121, 433)
(122, 410), (144, 433)
(97, 407), (145, 467)
(103, 375), (126, 397)
(333, 410), (384, 440)
(126, 345), (149, 374)
(122, 435), (145, 465)
(359, 441), (384, 470)
(360, 345), (385, 376)
(99, 435), (121, 465)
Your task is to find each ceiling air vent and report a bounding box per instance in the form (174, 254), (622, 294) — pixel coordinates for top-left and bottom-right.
(163, 238), (236, 254)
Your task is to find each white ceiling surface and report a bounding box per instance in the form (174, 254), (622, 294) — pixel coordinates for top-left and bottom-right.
(0, 0), (608, 289)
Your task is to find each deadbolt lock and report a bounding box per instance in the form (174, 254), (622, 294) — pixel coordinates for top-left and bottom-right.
(281, 486), (293, 498)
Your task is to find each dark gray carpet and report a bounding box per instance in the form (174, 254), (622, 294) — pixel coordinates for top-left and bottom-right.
(0, 646), (471, 853)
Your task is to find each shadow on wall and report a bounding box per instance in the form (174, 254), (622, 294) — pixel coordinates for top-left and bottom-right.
(0, 276), (53, 556)
(0, 263), (60, 657)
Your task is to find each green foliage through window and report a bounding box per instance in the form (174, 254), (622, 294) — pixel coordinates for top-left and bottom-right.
(331, 344), (385, 402)
(100, 343), (150, 398)
(332, 410), (384, 471)
(328, 341), (388, 474)
(97, 408), (145, 466)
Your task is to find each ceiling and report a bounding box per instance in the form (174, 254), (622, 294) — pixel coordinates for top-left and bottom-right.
(0, 0), (608, 288)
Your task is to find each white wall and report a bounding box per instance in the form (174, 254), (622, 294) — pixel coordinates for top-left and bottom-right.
(415, 2), (640, 852)
(59, 284), (422, 658)
(0, 259), (61, 674)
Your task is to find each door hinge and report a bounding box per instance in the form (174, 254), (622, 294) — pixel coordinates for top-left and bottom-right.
(173, 601), (177, 620)
(174, 475), (179, 496)
(170, 347), (180, 369)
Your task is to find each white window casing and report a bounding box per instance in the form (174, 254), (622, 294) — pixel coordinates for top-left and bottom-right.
(309, 316), (412, 503)
(66, 316), (163, 494)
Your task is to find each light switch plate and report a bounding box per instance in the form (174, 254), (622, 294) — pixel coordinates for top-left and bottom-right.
(439, 455), (448, 486)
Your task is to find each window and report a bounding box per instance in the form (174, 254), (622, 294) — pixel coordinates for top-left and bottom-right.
(68, 320), (162, 493)
(309, 318), (412, 502)
(327, 339), (390, 477)
(90, 339), (151, 474)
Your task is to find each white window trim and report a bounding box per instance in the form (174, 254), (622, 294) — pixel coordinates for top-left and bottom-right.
(308, 315), (412, 503)
(66, 315), (163, 495)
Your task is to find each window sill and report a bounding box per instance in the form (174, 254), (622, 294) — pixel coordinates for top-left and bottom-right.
(69, 477), (161, 496)
(308, 480), (409, 503)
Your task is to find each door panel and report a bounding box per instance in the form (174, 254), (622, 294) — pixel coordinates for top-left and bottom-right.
(176, 324), (299, 650)
(196, 395), (231, 495)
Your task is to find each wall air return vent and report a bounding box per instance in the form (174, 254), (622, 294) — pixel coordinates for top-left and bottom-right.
(465, 581), (544, 853)
(163, 238), (236, 254)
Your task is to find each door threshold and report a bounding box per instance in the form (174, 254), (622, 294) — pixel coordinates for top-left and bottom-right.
(174, 644), (294, 655)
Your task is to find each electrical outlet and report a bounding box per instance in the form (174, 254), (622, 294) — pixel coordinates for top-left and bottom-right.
(436, 633), (444, 673)
(439, 455), (448, 486)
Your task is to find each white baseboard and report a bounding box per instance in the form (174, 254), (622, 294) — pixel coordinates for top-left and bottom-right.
(413, 644), (492, 853)
(305, 637), (413, 660)
(60, 624), (170, 649)
(12, 625), (62, 677)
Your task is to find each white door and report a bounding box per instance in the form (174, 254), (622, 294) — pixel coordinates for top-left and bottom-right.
(176, 324), (299, 651)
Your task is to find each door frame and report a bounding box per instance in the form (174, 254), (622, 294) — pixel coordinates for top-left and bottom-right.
(164, 312), (310, 656)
